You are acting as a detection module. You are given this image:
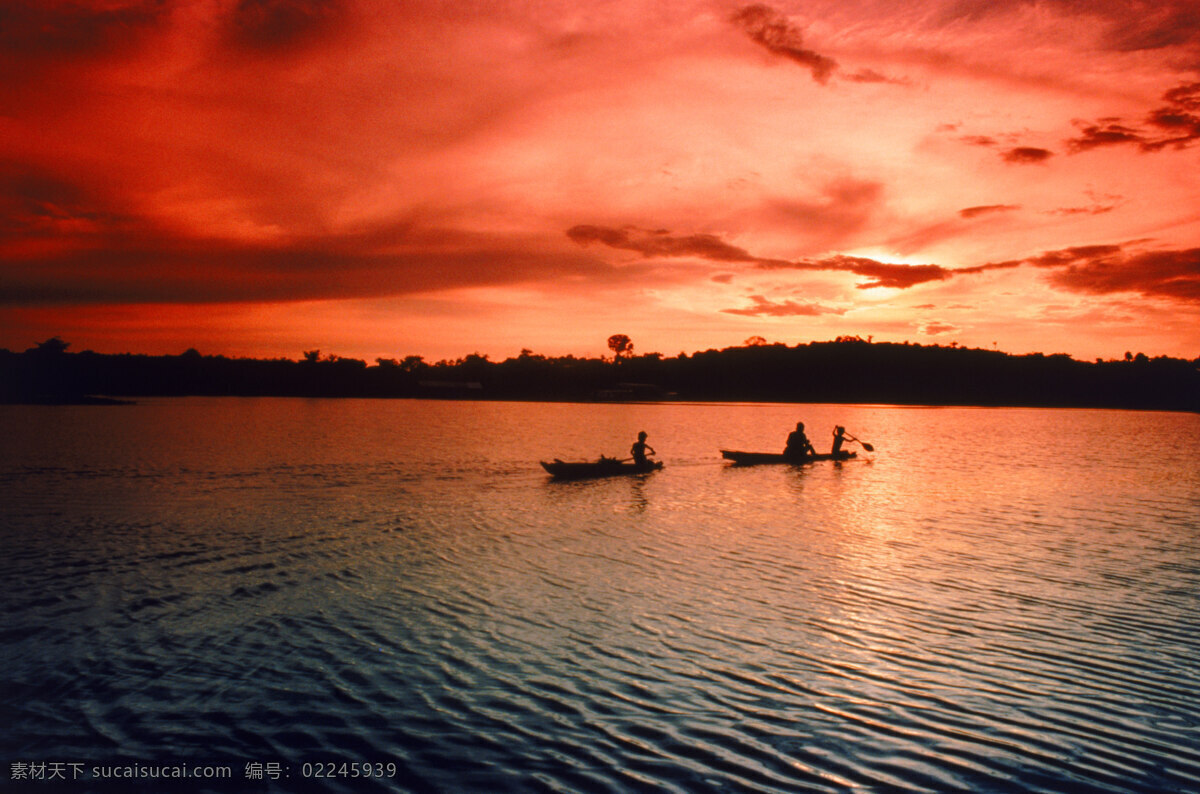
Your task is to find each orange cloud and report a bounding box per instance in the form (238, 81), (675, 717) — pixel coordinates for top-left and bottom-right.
(721, 295), (846, 317)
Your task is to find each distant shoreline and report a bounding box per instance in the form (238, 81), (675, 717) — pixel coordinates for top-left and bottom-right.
(4, 339), (1197, 413)
(5, 395), (137, 406)
(3, 394), (1196, 415)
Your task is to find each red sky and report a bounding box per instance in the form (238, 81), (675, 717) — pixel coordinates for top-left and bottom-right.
(2, 0), (1199, 362)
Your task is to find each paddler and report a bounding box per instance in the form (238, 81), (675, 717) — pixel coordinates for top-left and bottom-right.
(831, 425), (848, 456)
(631, 431), (657, 466)
(783, 422), (815, 460)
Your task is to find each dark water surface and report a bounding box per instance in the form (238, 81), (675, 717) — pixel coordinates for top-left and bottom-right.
(2, 399), (1199, 793)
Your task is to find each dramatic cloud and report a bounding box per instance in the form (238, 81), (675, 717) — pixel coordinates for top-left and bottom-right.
(731, 4), (837, 83)
(566, 226), (760, 263)
(0, 233), (616, 306)
(1019, 244), (1123, 268)
(569, 223), (1200, 306)
(1039, 246), (1200, 302)
(721, 295), (846, 317)
(762, 256), (951, 289)
(976, 244), (1200, 303)
(0, 163), (622, 305)
(567, 225), (1014, 289)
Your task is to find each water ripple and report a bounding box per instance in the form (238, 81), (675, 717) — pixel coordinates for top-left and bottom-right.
(4, 402), (1200, 793)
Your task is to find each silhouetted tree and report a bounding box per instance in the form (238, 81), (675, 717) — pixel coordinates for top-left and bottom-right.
(399, 355), (426, 372)
(29, 337), (69, 356)
(744, 335), (767, 346)
(607, 334), (633, 362)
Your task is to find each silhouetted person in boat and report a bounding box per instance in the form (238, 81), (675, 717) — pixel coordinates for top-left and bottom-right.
(784, 422), (815, 461)
(831, 425), (848, 456)
(631, 431), (657, 466)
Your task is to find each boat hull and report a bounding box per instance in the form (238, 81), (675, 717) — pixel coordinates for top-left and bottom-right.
(541, 459), (664, 480)
(720, 450), (856, 465)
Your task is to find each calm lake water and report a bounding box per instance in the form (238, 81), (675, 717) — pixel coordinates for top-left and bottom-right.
(2, 398), (1199, 793)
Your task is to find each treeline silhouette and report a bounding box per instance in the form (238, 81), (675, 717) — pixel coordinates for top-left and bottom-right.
(2, 337), (1197, 412)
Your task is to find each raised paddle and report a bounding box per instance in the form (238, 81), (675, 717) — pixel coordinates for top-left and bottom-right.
(844, 432), (875, 452)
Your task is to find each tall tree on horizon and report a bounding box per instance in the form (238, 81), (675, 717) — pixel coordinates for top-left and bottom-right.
(607, 334), (633, 362)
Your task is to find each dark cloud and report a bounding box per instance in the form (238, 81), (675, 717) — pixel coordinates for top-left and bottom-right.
(1043, 247), (1200, 302)
(1002, 147), (1054, 164)
(0, 167), (627, 306)
(227, 0), (347, 51)
(775, 255), (951, 289)
(0, 162), (139, 247)
(1098, 2), (1200, 53)
(568, 224), (1015, 289)
(959, 204), (1020, 219)
(954, 261), (1021, 275)
(939, 0), (1200, 56)
(566, 225), (762, 263)
(1067, 83), (1200, 152)
(721, 295), (846, 317)
(731, 5), (837, 84)
(1024, 244), (1124, 267)
(567, 225), (1200, 305)
(0, 0), (165, 60)
(1066, 121), (1147, 152)
(0, 234), (617, 306)
(954, 133), (1053, 164)
(968, 243), (1200, 303)
(1142, 82), (1200, 149)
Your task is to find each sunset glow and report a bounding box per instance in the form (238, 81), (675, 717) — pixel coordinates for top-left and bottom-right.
(2, 0), (1198, 361)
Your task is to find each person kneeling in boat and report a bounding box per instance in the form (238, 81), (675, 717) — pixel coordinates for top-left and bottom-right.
(631, 431), (657, 466)
(783, 422), (815, 461)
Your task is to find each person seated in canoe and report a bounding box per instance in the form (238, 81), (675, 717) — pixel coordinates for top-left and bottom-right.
(831, 425), (848, 456)
(631, 431), (657, 466)
(783, 422), (815, 460)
